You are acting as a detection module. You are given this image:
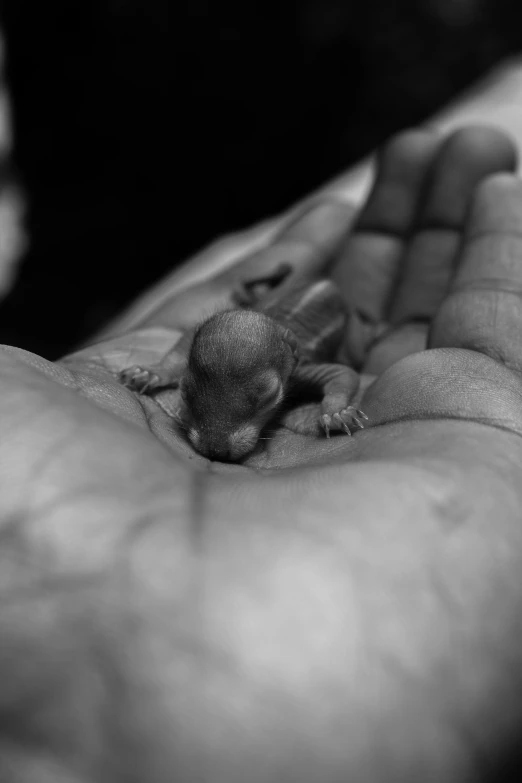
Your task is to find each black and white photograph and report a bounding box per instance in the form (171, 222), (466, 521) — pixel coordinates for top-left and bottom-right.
(1, 1), (522, 781)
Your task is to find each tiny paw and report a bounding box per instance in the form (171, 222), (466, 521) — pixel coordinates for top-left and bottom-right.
(321, 407), (368, 438)
(119, 365), (162, 394)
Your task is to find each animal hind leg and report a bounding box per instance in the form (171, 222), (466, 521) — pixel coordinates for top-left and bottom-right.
(119, 355), (185, 394)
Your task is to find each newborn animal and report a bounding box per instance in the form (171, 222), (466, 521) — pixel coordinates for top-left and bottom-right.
(119, 266), (367, 461)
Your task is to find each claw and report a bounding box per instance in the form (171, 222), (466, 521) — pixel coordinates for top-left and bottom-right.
(321, 407), (369, 438)
(340, 406), (368, 431)
(321, 413), (331, 438)
(119, 366), (157, 394)
(333, 412), (352, 436)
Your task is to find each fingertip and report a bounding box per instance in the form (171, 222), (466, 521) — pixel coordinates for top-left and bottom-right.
(420, 125), (518, 229)
(441, 125), (518, 176)
(466, 172), (522, 236)
(358, 128), (441, 234)
(377, 128), (441, 170)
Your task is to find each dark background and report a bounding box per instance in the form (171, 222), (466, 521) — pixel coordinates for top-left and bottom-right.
(1, 0), (521, 359)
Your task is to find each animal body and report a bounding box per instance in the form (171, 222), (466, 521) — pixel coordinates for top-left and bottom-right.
(120, 264), (367, 461)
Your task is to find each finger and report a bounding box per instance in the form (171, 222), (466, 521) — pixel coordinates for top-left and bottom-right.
(361, 127), (517, 376)
(430, 173), (522, 374)
(331, 129), (442, 321)
(389, 126), (518, 324)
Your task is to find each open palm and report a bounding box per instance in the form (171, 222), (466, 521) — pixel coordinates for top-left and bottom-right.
(3, 126), (522, 783)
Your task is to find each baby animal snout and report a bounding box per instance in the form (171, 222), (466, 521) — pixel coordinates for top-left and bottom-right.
(188, 424), (260, 462)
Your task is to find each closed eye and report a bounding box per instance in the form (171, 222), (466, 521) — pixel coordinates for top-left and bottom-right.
(255, 385), (284, 417)
(251, 370), (283, 412)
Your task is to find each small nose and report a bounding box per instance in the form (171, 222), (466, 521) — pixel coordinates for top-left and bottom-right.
(204, 438), (256, 462)
(188, 429), (231, 461)
(205, 443), (231, 462)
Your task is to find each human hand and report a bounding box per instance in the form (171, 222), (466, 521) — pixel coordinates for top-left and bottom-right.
(2, 126), (522, 783)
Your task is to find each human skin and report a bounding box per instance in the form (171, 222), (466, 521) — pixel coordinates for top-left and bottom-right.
(1, 126), (522, 782)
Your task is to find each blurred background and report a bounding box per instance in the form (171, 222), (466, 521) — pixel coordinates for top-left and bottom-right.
(0, 0), (521, 359)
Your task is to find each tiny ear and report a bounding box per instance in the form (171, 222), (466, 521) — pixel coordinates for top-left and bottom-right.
(279, 327), (300, 359)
